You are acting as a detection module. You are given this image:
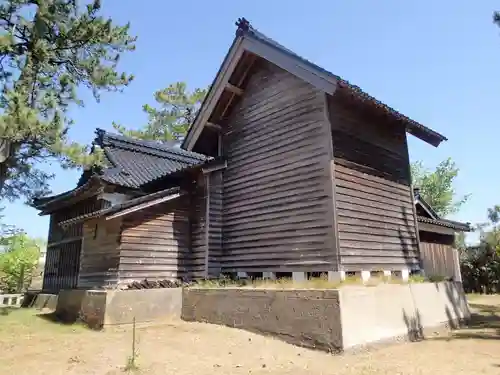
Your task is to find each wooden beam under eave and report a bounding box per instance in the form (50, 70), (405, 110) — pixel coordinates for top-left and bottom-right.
(205, 122), (222, 132)
(225, 83), (243, 96)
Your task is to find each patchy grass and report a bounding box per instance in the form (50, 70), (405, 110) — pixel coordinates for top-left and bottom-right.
(0, 296), (498, 374)
(0, 307), (87, 336)
(193, 274), (433, 289)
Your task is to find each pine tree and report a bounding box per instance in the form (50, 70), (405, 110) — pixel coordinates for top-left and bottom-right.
(114, 82), (207, 143)
(0, 0), (136, 201)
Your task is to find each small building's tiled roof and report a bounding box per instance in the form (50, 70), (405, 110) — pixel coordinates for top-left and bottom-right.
(58, 187), (183, 226)
(93, 129), (209, 188)
(417, 216), (472, 232)
(32, 175), (105, 213)
(413, 188), (472, 232)
(32, 130), (210, 213)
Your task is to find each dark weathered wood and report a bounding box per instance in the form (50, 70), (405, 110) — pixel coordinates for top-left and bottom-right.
(418, 222), (455, 236)
(77, 217), (122, 288)
(221, 62), (336, 272)
(207, 170), (223, 277)
(43, 197), (104, 292)
(190, 186), (207, 278)
(328, 94), (418, 271)
(206, 122), (222, 131)
(419, 230), (456, 278)
(204, 174), (210, 278)
(46, 236), (83, 248)
(117, 196), (192, 283)
(225, 83), (243, 96)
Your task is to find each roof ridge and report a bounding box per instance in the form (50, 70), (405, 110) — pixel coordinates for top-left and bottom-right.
(106, 139), (209, 165)
(96, 129), (208, 161)
(229, 18), (447, 147)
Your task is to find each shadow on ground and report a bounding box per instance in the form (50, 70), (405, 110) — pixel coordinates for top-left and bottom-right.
(36, 311), (73, 324)
(401, 283), (500, 343)
(0, 307), (16, 316)
(436, 302), (500, 341)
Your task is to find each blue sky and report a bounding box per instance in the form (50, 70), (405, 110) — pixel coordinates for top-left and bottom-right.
(4, 0), (499, 243)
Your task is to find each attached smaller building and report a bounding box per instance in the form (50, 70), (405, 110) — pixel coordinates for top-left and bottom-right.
(414, 188), (471, 281)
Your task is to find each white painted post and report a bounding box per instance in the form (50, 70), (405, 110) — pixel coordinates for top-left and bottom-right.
(292, 272), (306, 282)
(383, 270), (392, 282)
(262, 272), (276, 280)
(401, 269), (410, 283)
(361, 270), (371, 283)
(328, 271), (345, 283)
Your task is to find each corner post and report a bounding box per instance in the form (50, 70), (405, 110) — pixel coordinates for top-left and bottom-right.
(322, 92), (341, 272)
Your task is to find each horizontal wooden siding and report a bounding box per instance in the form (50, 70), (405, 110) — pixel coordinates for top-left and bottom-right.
(222, 62), (336, 272)
(208, 170), (223, 276)
(190, 187), (207, 278)
(328, 95), (419, 271)
(118, 196), (191, 282)
(78, 218), (122, 288)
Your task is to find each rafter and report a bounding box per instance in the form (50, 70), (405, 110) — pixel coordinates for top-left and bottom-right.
(205, 122), (222, 132)
(225, 83), (243, 96)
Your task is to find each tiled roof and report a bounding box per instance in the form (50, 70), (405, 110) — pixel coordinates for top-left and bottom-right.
(417, 216), (472, 232)
(235, 18), (447, 147)
(413, 188), (471, 232)
(32, 176), (105, 213)
(58, 187), (183, 226)
(93, 129), (209, 188)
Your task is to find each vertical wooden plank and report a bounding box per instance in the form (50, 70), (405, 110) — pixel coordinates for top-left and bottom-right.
(218, 133), (223, 157)
(405, 134), (422, 270)
(323, 93), (341, 271)
(204, 174), (210, 278)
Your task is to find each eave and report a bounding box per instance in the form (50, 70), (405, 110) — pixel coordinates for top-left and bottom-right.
(182, 18), (447, 152)
(417, 216), (472, 232)
(31, 175), (106, 215)
(58, 187), (183, 226)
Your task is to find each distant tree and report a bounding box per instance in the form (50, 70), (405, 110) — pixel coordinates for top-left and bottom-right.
(410, 157), (470, 217)
(114, 82), (208, 143)
(481, 205), (500, 256)
(0, 0), (136, 202)
(461, 205), (500, 294)
(0, 232), (40, 292)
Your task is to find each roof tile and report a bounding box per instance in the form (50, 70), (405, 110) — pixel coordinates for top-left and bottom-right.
(95, 130), (209, 188)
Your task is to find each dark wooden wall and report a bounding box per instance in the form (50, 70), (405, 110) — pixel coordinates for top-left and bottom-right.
(190, 185), (207, 278)
(118, 196), (191, 282)
(328, 94), (419, 271)
(207, 170), (223, 276)
(221, 62), (337, 272)
(78, 217), (122, 288)
(419, 230), (457, 279)
(43, 197), (103, 292)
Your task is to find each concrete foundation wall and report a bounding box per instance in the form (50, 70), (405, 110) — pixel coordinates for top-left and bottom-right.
(104, 289), (183, 325)
(55, 288), (182, 329)
(50, 282), (470, 352)
(181, 288), (343, 352)
(339, 282), (470, 349)
(182, 282), (470, 352)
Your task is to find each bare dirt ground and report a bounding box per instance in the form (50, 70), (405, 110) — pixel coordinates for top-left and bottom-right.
(0, 295), (499, 375)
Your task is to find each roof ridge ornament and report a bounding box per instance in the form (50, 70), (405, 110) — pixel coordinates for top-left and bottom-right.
(235, 17), (250, 36)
